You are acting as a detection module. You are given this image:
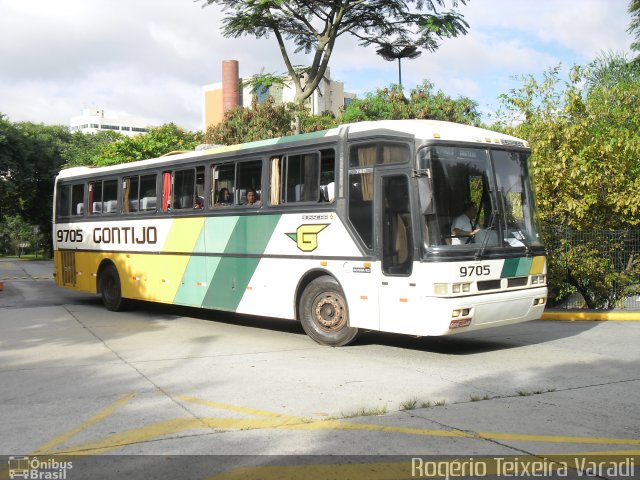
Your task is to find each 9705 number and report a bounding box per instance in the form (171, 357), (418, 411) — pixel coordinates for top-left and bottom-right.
(56, 229), (84, 243)
(460, 265), (490, 277)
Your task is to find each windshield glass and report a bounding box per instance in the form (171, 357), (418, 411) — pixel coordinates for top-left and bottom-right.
(492, 149), (542, 248)
(418, 145), (542, 252)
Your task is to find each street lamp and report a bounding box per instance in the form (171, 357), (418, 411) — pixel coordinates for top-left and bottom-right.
(376, 43), (422, 87)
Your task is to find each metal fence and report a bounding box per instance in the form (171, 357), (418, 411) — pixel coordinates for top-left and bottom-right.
(544, 226), (640, 310)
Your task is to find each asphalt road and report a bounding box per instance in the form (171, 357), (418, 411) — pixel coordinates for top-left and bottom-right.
(1, 259), (639, 479)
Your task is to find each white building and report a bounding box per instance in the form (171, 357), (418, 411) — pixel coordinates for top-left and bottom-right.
(70, 108), (150, 136)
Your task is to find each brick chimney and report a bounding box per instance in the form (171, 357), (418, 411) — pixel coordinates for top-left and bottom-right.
(222, 60), (240, 111)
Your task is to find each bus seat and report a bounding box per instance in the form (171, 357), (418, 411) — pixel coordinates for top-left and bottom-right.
(320, 182), (335, 202)
(104, 200), (117, 213)
(76, 203), (84, 215)
(181, 195), (192, 209)
(92, 202), (102, 214)
(140, 197), (156, 211)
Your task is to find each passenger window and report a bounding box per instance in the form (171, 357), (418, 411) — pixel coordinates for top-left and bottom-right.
(139, 174), (158, 211)
(211, 161), (262, 206)
(212, 163), (235, 207)
(102, 180), (118, 214)
(122, 176), (139, 213)
(173, 169), (195, 210)
(122, 174), (157, 213)
(237, 160), (262, 206)
(71, 184), (85, 216)
(58, 185), (71, 217)
(270, 149), (334, 204)
(89, 181), (103, 214)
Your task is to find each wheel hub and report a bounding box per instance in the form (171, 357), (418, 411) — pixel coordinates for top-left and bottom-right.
(314, 294), (346, 331)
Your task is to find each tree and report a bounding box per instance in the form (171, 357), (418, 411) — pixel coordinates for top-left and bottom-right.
(206, 79), (479, 145)
(206, 96), (300, 145)
(585, 51), (640, 90)
(0, 214), (42, 257)
(61, 130), (124, 167)
(78, 124), (203, 167)
(495, 57), (640, 308)
(629, 0), (640, 55)
(201, 0), (469, 104)
(0, 118), (71, 255)
(341, 81), (480, 124)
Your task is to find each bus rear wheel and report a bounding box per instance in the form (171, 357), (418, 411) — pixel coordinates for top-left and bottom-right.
(299, 276), (359, 347)
(100, 264), (125, 311)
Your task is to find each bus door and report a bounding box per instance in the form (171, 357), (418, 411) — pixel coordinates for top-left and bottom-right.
(376, 171), (418, 335)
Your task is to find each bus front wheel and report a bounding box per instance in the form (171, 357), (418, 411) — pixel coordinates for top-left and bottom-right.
(100, 264), (125, 311)
(299, 276), (359, 347)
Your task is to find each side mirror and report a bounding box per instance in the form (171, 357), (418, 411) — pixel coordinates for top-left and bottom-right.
(417, 177), (434, 215)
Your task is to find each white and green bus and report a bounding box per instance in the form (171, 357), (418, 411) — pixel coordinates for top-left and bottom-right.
(53, 120), (547, 346)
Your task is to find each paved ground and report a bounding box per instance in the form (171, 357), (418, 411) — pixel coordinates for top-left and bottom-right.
(1, 259), (639, 479)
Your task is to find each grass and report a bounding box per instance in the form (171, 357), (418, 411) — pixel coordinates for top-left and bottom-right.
(338, 405), (388, 419)
(0, 253), (49, 260)
(399, 398), (418, 411)
(469, 394), (491, 402)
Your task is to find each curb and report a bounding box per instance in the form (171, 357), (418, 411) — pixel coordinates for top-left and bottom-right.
(0, 276), (52, 280)
(540, 311), (640, 322)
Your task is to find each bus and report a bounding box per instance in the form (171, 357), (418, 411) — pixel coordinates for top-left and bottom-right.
(53, 120), (547, 346)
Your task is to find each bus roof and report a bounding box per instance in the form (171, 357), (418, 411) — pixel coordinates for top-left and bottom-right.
(56, 120), (527, 180)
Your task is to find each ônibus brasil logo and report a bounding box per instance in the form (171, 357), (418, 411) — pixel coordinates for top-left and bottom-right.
(286, 224), (329, 252)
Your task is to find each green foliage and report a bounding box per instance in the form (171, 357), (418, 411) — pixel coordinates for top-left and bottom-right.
(61, 130), (123, 167)
(495, 54), (640, 308)
(0, 117), (71, 254)
(585, 51), (640, 90)
(629, 0), (640, 54)
(546, 228), (640, 309)
(341, 82), (481, 125)
(90, 123), (203, 167)
(243, 71), (287, 96)
(205, 96), (297, 145)
(0, 116), (201, 254)
(0, 214), (44, 256)
(205, 80), (480, 145)
(201, 0), (469, 103)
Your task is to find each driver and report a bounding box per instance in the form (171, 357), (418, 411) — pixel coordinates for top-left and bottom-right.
(451, 202), (480, 245)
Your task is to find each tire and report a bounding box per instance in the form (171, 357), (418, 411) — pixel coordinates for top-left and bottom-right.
(100, 264), (125, 311)
(299, 276), (359, 347)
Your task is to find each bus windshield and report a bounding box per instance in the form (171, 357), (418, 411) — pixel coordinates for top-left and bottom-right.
(419, 145), (542, 252)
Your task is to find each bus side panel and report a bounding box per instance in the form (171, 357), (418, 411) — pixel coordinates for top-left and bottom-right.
(234, 213), (379, 328)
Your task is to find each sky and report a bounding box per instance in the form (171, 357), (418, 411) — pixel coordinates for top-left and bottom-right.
(0, 0), (634, 131)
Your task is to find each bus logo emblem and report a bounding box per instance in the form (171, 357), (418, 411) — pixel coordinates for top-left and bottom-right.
(286, 224), (329, 252)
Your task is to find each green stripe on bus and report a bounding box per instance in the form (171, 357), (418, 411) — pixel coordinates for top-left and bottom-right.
(501, 257), (532, 278)
(201, 215), (281, 311)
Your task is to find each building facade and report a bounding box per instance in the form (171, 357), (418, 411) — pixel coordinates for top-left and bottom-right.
(70, 109), (149, 136)
(202, 60), (355, 131)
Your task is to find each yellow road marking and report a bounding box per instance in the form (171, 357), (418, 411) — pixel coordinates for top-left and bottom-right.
(33, 394), (640, 458)
(477, 431), (640, 446)
(179, 395), (306, 420)
(541, 311), (640, 321)
(32, 393), (136, 455)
